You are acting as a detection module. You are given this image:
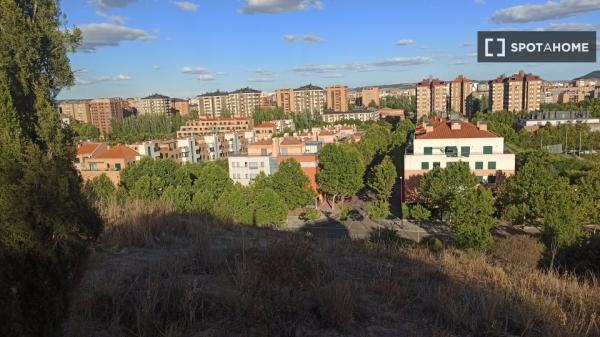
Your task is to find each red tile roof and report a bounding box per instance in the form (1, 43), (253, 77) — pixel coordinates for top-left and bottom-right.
(92, 145), (140, 159)
(250, 139), (273, 146)
(318, 130), (336, 136)
(280, 137), (303, 146)
(256, 121), (277, 128)
(77, 143), (103, 156)
(415, 119), (498, 139)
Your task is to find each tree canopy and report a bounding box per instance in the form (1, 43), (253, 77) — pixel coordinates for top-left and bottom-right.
(317, 144), (365, 207)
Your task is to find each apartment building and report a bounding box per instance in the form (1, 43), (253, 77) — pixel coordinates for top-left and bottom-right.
(322, 108), (380, 123)
(275, 88), (295, 113)
(140, 94), (171, 115)
(359, 87), (380, 107)
(89, 98), (126, 134)
(404, 118), (515, 201)
(294, 84), (325, 114)
(518, 110), (600, 131)
(198, 91), (229, 118)
(489, 71), (542, 112)
(416, 78), (447, 119)
(79, 145), (141, 184)
(171, 98), (190, 115)
(59, 100), (92, 123)
(176, 117), (254, 138)
(449, 75), (472, 116)
(127, 141), (161, 159)
(75, 142), (107, 171)
(227, 87), (261, 117)
(326, 85), (349, 112)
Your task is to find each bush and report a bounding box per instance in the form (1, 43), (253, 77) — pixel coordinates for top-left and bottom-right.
(490, 235), (544, 273)
(369, 227), (411, 248)
(367, 201), (390, 220)
(340, 205), (351, 220)
(401, 203), (410, 219)
(301, 208), (320, 222)
(420, 236), (444, 252)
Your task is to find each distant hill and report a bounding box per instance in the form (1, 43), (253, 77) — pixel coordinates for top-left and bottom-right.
(574, 70), (600, 80)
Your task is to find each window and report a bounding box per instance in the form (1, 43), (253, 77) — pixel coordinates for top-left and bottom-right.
(488, 175), (497, 184)
(433, 162), (441, 168)
(89, 163), (97, 171)
(474, 161), (483, 169)
(483, 146), (493, 154)
(421, 162), (429, 170)
(281, 148), (288, 155)
(460, 146), (470, 157)
(424, 147), (433, 155)
(488, 161), (496, 169)
(445, 146), (458, 157)
(115, 163), (121, 171)
(261, 148), (267, 156)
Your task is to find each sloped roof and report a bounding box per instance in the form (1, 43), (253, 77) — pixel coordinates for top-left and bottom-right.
(295, 84), (323, 91)
(251, 139), (274, 146)
(415, 119), (498, 140)
(198, 90), (229, 97)
(92, 145), (139, 159)
(280, 137), (303, 146)
(77, 143), (103, 156)
(231, 87), (260, 94)
(143, 93), (170, 99)
(256, 121), (277, 128)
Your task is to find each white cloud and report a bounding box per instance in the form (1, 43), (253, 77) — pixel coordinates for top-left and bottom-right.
(174, 1), (198, 12)
(292, 56), (432, 74)
(283, 34), (325, 42)
(242, 0), (322, 14)
(198, 74), (215, 81)
(78, 23), (157, 52)
(75, 74), (132, 85)
(153, 65), (160, 70)
(491, 0), (600, 23)
(95, 10), (126, 24)
(93, 0), (137, 9)
(539, 22), (600, 30)
(396, 39), (416, 46)
(181, 66), (211, 74)
(248, 77), (277, 82)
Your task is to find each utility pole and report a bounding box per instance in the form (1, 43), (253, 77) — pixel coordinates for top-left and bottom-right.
(565, 127), (568, 154)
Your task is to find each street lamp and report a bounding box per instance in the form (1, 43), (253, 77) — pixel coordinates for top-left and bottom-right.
(399, 176), (404, 227)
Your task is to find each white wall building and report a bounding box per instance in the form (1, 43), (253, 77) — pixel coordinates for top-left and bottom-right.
(127, 141), (161, 159)
(322, 108), (380, 123)
(404, 118), (515, 200)
(228, 155), (278, 185)
(177, 137), (200, 164)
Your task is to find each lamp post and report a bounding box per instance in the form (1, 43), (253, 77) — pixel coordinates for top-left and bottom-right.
(399, 176), (404, 227)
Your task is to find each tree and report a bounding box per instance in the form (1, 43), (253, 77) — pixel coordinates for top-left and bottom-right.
(420, 162), (478, 218)
(188, 109), (199, 119)
(578, 167), (600, 225)
(120, 157), (182, 191)
(317, 144), (365, 209)
(70, 121), (100, 141)
(410, 204), (431, 226)
(86, 174), (116, 204)
(129, 175), (163, 201)
(449, 187), (496, 249)
(213, 185), (253, 224)
(355, 123), (392, 166)
(0, 2), (101, 335)
(270, 159), (315, 209)
(367, 156), (397, 201)
(367, 201), (390, 220)
(251, 187), (288, 227)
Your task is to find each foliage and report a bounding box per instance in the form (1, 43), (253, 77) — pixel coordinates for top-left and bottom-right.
(578, 167), (600, 225)
(129, 175), (164, 201)
(270, 159), (315, 210)
(367, 201), (390, 220)
(69, 121), (100, 141)
(0, 2), (102, 336)
(86, 174), (116, 204)
(380, 95), (416, 112)
(301, 208), (320, 221)
(449, 187), (496, 249)
(190, 162), (232, 213)
(253, 106), (286, 125)
(355, 123), (392, 166)
(339, 205), (351, 221)
(541, 97), (600, 118)
(252, 188), (289, 227)
(107, 114), (188, 143)
(420, 162), (478, 217)
(410, 204), (431, 224)
(317, 144), (365, 207)
(368, 227), (410, 247)
(367, 156), (397, 201)
(120, 157), (183, 191)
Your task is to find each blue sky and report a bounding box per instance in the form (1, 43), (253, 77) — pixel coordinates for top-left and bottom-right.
(58, 0), (600, 99)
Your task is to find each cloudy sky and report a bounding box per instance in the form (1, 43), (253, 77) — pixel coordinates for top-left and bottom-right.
(59, 0), (600, 99)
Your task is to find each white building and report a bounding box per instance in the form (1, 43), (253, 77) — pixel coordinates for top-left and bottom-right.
(177, 137), (200, 164)
(127, 141), (161, 159)
(519, 110), (600, 129)
(140, 94), (171, 115)
(404, 118), (515, 200)
(322, 108), (380, 123)
(228, 155), (277, 185)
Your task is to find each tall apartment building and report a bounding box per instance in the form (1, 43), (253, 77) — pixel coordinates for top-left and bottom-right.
(326, 85), (349, 112)
(404, 118), (515, 201)
(359, 87), (380, 107)
(176, 117), (254, 138)
(197, 91), (228, 118)
(59, 99), (92, 123)
(140, 94), (171, 115)
(449, 75), (472, 116)
(227, 87), (261, 117)
(89, 98), (126, 134)
(294, 84), (325, 114)
(171, 98), (190, 115)
(489, 71), (542, 112)
(416, 78), (447, 119)
(275, 88), (295, 113)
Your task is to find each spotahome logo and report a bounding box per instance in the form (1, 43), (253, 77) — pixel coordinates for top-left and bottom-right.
(478, 31), (596, 63)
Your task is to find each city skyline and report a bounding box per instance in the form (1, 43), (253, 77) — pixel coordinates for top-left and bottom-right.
(59, 0), (600, 99)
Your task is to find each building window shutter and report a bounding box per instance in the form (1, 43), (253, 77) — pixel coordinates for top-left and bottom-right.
(424, 147), (433, 155)
(483, 146), (493, 154)
(421, 162), (429, 170)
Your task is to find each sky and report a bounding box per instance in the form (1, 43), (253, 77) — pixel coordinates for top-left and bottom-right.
(58, 0), (600, 99)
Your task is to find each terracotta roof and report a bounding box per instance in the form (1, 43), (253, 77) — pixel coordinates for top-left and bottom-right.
(415, 118), (498, 140)
(318, 130), (336, 136)
(280, 137), (303, 146)
(256, 121), (277, 128)
(77, 143), (103, 156)
(92, 145), (140, 159)
(250, 139), (273, 146)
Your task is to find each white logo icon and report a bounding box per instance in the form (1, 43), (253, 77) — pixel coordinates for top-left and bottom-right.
(485, 38), (505, 57)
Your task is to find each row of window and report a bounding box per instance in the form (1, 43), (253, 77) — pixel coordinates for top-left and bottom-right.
(421, 161), (496, 170)
(232, 173), (258, 180)
(231, 161), (265, 168)
(424, 146), (494, 156)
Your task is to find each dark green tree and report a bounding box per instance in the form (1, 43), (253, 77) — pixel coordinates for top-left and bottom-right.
(69, 121), (100, 141)
(270, 159), (315, 209)
(0, 1), (101, 335)
(367, 156), (397, 201)
(449, 187), (496, 249)
(86, 174), (116, 205)
(317, 144), (365, 209)
(420, 162), (478, 218)
(410, 204), (431, 226)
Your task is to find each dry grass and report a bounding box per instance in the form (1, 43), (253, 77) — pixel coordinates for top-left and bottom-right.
(63, 204), (600, 337)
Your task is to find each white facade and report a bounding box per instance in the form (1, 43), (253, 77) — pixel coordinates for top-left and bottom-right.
(322, 109), (380, 123)
(127, 141), (161, 159)
(228, 155), (278, 185)
(177, 137), (200, 164)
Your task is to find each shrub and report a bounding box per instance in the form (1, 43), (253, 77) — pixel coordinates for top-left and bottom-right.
(316, 282), (355, 330)
(340, 205), (351, 220)
(301, 208), (320, 222)
(420, 236), (444, 252)
(369, 227), (410, 248)
(367, 201), (390, 220)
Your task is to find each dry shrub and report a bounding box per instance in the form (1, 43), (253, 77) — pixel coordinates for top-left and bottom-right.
(316, 282), (355, 330)
(490, 235), (544, 273)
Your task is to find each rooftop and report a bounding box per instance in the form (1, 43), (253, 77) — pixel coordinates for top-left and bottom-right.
(143, 93), (170, 100)
(415, 118), (498, 140)
(198, 90), (229, 97)
(92, 145), (140, 159)
(77, 142), (103, 156)
(250, 139), (274, 146)
(280, 137), (303, 146)
(230, 87), (261, 94)
(256, 121), (277, 128)
(295, 84), (323, 91)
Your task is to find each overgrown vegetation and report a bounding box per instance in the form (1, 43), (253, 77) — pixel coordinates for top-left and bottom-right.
(107, 113), (189, 144)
